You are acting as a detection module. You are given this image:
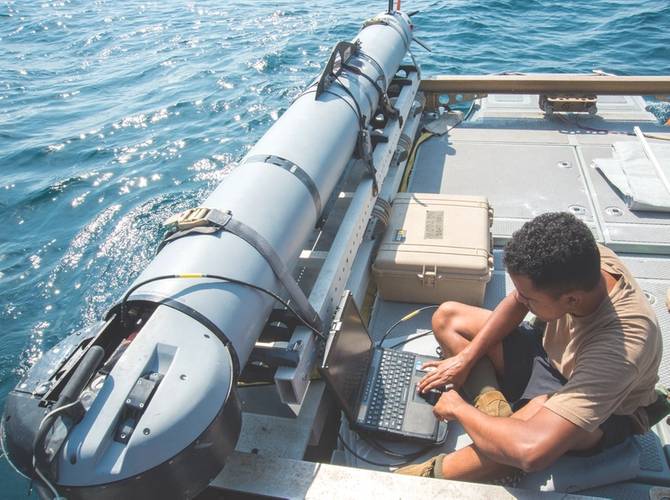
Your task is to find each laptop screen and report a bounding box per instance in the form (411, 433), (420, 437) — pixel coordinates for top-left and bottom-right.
(321, 292), (373, 422)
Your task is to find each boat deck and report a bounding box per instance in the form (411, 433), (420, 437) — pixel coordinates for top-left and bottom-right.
(411, 94), (670, 388)
(356, 94), (670, 498)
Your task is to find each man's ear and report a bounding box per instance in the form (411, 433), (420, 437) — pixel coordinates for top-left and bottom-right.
(563, 292), (580, 307)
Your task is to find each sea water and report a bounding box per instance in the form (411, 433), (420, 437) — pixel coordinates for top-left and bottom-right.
(1, 0), (669, 495)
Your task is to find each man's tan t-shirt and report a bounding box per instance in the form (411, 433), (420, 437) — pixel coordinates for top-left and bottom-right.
(543, 245), (662, 433)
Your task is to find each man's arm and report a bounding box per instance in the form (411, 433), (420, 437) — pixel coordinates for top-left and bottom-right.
(436, 390), (600, 472)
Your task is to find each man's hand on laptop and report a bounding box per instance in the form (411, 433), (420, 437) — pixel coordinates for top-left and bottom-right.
(432, 388), (465, 421)
(417, 353), (471, 393)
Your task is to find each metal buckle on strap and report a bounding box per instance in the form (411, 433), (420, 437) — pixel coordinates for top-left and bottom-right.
(163, 207), (231, 233)
(159, 207), (323, 334)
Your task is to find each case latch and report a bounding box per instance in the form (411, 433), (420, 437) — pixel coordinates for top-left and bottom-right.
(418, 264), (438, 288)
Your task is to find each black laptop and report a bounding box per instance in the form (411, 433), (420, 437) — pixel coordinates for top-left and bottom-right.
(320, 290), (448, 444)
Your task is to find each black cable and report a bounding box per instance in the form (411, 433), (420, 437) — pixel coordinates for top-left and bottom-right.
(360, 436), (409, 458)
(572, 115), (622, 134)
(399, 97), (479, 193)
(563, 115), (670, 141)
(463, 98), (478, 121)
(337, 431), (434, 467)
(377, 305), (439, 348)
(388, 329), (434, 350)
(359, 431), (435, 460)
(558, 114), (627, 135)
(444, 98), (478, 135)
(400, 129), (435, 186)
(119, 273), (327, 341)
(33, 400), (82, 499)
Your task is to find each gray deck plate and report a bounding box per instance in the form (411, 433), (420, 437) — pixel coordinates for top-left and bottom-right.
(412, 134), (603, 243)
(235, 381), (330, 459)
(425, 140), (596, 220)
(581, 482), (670, 500)
(423, 96), (670, 252)
(368, 297), (437, 346)
(636, 278), (670, 388)
(580, 144), (670, 252)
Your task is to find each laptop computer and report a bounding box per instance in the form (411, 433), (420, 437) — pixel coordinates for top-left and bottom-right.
(320, 290), (448, 444)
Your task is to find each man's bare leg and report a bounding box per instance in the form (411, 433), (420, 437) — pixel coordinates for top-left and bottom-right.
(431, 301), (503, 373)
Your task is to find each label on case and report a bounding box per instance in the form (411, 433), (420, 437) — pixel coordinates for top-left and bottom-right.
(424, 210), (444, 239)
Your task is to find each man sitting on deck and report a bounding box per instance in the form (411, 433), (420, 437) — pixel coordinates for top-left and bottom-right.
(396, 212), (663, 483)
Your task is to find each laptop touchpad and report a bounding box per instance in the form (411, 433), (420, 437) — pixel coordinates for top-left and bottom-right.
(403, 402), (437, 435)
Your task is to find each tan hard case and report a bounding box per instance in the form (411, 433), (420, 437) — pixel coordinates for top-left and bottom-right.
(372, 193), (494, 305)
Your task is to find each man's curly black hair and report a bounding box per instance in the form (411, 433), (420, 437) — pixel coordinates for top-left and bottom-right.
(503, 212), (601, 295)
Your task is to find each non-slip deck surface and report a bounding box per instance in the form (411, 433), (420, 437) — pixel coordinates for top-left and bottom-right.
(408, 94), (670, 388)
(411, 95), (670, 251)
(361, 95), (670, 495)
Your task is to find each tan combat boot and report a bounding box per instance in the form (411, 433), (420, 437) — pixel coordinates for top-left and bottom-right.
(394, 453), (446, 478)
(474, 390), (513, 417)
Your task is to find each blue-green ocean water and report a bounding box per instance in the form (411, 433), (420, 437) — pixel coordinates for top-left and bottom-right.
(0, 0), (669, 496)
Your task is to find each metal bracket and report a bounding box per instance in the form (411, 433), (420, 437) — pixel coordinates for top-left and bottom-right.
(315, 42), (357, 99)
(398, 64), (419, 75)
(370, 130), (389, 148)
(355, 128), (379, 196)
(540, 94), (597, 115)
(424, 92), (487, 112)
(390, 78), (413, 89)
(417, 264), (438, 288)
(249, 341), (302, 368)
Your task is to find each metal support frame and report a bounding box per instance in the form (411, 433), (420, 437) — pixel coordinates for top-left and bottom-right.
(420, 74), (670, 111)
(346, 96), (423, 307)
(219, 71), (421, 486)
(274, 70), (421, 406)
(420, 74), (670, 94)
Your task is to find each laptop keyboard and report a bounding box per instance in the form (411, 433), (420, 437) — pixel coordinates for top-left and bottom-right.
(365, 350), (414, 431)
